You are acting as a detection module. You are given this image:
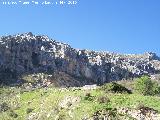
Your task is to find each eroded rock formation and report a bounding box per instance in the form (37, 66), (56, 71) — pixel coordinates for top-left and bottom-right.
(0, 32), (160, 86)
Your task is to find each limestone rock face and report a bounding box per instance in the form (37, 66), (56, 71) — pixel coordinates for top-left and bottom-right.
(0, 32), (160, 86)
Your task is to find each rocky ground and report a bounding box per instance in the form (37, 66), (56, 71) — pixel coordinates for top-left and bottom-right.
(1, 83), (160, 120)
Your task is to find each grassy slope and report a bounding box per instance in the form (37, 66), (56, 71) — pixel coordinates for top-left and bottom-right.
(0, 86), (160, 120)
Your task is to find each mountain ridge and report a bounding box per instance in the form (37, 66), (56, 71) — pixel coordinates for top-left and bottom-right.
(0, 32), (160, 86)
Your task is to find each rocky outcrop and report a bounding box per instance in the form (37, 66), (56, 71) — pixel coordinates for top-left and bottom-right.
(0, 32), (160, 86)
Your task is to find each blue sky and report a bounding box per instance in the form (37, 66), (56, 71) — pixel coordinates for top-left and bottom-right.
(0, 0), (160, 55)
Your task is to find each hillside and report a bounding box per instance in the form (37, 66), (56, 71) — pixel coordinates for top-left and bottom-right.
(1, 82), (160, 120)
(0, 33), (160, 120)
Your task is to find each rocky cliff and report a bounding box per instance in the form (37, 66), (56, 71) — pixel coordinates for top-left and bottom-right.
(0, 32), (160, 86)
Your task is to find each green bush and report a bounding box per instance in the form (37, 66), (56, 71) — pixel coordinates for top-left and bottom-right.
(136, 103), (158, 116)
(134, 76), (160, 95)
(84, 92), (94, 101)
(26, 108), (34, 114)
(0, 102), (10, 112)
(101, 82), (132, 94)
(97, 95), (110, 104)
(9, 110), (18, 118)
(92, 108), (122, 120)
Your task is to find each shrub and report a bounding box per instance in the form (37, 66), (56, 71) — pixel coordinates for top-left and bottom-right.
(9, 110), (18, 118)
(0, 102), (10, 112)
(84, 92), (94, 101)
(137, 104), (158, 115)
(57, 110), (69, 120)
(134, 76), (160, 95)
(101, 82), (132, 94)
(26, 108), (34, 114)
(97, 96), (110, 104)
(92, 108), (120, 120)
